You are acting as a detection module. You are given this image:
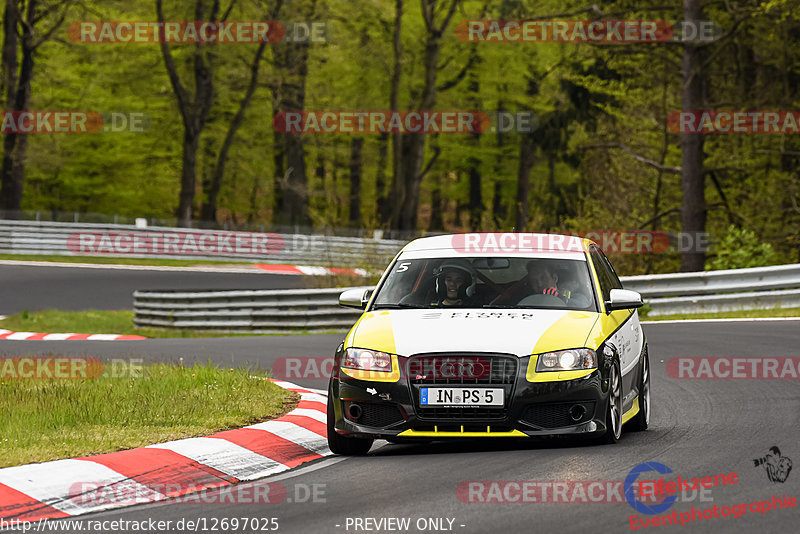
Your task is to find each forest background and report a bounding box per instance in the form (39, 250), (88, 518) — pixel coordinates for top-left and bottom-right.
(1, 0), (798, 275)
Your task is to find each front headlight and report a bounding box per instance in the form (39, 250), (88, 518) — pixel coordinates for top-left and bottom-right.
(342, 348), (393, 372)
(535, 348), (596, 372)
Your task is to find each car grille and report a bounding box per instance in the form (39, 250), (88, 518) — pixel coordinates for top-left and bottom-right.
(359, 403), (406, 428)
(520, 402), (596, 429)
(408, 353), (517, 420)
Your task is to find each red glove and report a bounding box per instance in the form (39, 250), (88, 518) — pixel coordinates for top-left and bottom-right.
(543, 287), (559, 296)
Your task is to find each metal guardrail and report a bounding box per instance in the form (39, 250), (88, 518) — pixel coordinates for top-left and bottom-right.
(640, 289), (800, 316)
(5, 218), (795, 325)
(133, 264), (800, 331)
(0, 219), (405, 269)
(620, 263), (800, 297)
(621, 264), (800, 316)
(133, 287), (371, 333)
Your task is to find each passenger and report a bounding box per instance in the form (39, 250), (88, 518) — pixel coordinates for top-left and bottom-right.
(525, 260), (561, 298)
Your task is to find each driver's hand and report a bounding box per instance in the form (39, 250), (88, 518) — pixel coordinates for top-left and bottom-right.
(543, 287), (559, 296)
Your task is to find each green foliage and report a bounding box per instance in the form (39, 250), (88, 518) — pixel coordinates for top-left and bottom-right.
(707, 225), (781, 270)
(2, 0), (799, 274)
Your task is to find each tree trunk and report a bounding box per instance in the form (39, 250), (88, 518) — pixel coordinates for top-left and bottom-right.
(271, 0), (313, 227)
(201, 41), (267, 223)
(429, 174), (443, 231)
(465, 47), (483, 231)
(156, 0), (218, 227)
(391, 0), (460, 231)
(177, 129), (200, 226)
(376, 133), (389, 225)
(272, 124), (285, 221)
(397, 28), (438, 231)
(492, 180), (505, 229)
(467, 164), (482, 230)
(0, 0), (34, 217)
(680, 0), (707, 271)
(283, 128), (309, 226)
(387, 0), (404, 228)
(348, 137), (364, 227)
(516, 134), (535, 231)
(272, 45), (310, 226)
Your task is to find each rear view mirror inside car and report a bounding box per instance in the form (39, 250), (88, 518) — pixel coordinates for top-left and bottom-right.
(471, 258), (510, 269)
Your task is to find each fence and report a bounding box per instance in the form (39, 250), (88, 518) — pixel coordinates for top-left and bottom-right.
(3, 219), (798, 327)
(0, 219), (405, 269)
(133, 287), (369, 333)
(132, 264), (800, 331)
(621, 263), (800, 316)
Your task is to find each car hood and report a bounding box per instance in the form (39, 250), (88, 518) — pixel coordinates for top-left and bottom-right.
(345, 308), (600, 357)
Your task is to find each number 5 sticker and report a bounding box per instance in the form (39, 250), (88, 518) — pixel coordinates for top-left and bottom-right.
(396, 262), (411, 272)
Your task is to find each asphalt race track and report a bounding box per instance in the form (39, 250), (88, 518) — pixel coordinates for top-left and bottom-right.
(0, 263), (305, 314)
(1, 320), (798, 533)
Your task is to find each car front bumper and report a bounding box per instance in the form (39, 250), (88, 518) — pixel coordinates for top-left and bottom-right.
(330, 354), (612, 440)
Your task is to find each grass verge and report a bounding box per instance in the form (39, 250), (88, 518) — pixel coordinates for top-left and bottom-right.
(643, 306), (800, 321)
(0, 361), (293, 468)
(0, 309), (333, 338)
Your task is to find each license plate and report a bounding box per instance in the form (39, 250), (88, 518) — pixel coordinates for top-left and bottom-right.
(420, 387), (504, 406)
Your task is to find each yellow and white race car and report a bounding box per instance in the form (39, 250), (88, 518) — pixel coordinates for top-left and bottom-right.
(327, 233), (649, 454)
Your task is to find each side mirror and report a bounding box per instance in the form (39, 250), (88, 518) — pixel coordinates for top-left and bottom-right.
(339, 288), (373, 310)
(605, 288), (643, 312)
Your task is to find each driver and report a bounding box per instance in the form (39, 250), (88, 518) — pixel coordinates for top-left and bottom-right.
(432, 260), (477, 307)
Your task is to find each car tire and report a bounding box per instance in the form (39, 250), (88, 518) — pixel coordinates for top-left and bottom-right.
(629, 348), (650, 432)
(327, 394), (374, 455)
(601, 361), (623, 444)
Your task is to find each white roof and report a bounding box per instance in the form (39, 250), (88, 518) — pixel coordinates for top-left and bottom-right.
(400, 233), (588, 260)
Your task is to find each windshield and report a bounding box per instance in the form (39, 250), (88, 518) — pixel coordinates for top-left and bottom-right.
(371, 256), (597, 311)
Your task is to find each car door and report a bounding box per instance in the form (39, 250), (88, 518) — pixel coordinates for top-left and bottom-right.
(588, 245), (642, 411)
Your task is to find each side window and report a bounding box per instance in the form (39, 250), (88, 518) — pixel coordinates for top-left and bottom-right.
(599, 250), (623, 290)
(589, 248), (614, 303)
(373, 259), (426, 304)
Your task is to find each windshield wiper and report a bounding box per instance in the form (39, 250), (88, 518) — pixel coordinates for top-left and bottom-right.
(371, 303), (427, 310)
(483, 304), (540, 309)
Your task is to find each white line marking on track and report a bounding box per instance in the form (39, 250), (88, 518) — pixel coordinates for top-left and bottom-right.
(0, 459), (165, 516)
(642, 317), (800, 325)
(41, 333), (77, 340)
(288, 408), (327, 424)
(85, 334), (123, 341)
(5, 332), (35, 340)
(298, 392), (327, 404)
(260, 456), (350, 483)
(146, 437), (284, 480)
(247, 421), (330, 456)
